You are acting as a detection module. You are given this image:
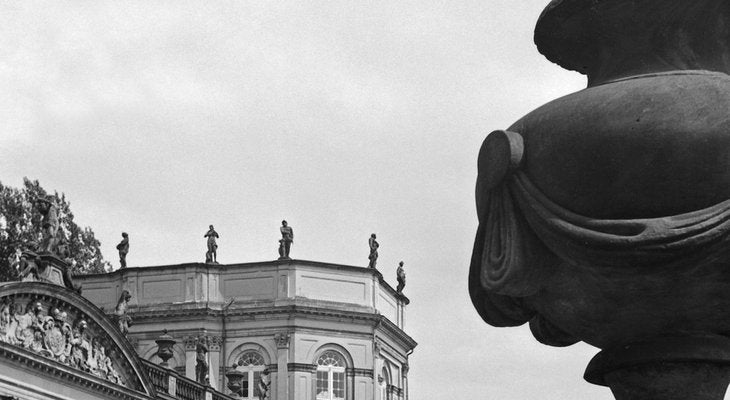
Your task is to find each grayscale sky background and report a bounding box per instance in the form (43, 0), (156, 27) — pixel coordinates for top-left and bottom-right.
(1, 2), (627, 399)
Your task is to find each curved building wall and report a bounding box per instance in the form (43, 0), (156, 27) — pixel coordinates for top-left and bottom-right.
(76, 259), (416, 400)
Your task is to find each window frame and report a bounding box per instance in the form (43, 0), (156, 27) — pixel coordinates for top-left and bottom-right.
(315, 350), (347, 400)
(234, 350), (267, 400)
(380, 366), (391, 400)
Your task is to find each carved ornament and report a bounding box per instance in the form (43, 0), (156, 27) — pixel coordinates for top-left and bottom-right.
(208, 335), (222, 351)
(0, 293), (127, 387)
(274, 332), (290, 349)
(373, 342), (382, 358)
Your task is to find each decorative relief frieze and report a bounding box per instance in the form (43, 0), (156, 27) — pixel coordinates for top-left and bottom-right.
(0, 294), (127, 387)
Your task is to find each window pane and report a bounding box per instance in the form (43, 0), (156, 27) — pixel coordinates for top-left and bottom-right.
(242, 378), (249, 398)
(239, 351), (265, 367)
(317, 351), (345, 367)
(253, 371), (261, 397)
(333, 371), (345, 399)
(315, 352), (347, 400)
(316, 370), (329, 400)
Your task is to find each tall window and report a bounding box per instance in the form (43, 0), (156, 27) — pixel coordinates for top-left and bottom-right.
(380, 367), (391, 400)
(234, 351), (266, 400)
(315, 351), (346, 400)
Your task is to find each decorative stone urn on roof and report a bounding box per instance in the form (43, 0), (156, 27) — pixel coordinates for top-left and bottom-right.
(470, 1), (730, 399)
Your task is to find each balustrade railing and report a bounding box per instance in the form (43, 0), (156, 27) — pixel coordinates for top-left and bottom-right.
(212, 392), (232, 400)
(143, 361), (170, 393)
(141, 359), (236, 400)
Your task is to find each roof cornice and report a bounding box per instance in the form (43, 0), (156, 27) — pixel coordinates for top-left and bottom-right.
(80, 259), (410, 304)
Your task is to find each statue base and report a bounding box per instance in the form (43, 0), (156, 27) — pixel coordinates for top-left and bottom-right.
(20, 252), (80, 292)
(585, 335), (730, 400)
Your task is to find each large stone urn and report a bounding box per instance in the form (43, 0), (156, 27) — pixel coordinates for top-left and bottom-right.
(470, 1), (730, 399)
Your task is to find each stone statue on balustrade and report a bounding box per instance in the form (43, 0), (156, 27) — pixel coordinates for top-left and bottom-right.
(204, 225), (219, 264)
(368, 234), (379, 269)
(195, 339), (209, 385)
(278, 220), (293, 260)
(116, 232), (129, 269)
(257, 368), (271, 400)
(396, 261), (405, 293)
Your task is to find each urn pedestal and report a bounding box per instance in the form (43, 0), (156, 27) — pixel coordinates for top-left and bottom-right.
(470, 1), (730, 399)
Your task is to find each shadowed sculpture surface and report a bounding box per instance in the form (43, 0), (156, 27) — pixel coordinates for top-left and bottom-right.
(470, 1), (730, 399)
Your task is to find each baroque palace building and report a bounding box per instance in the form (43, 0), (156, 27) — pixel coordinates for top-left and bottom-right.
(0, 255), (415, 400)
(83, 258), (414, 400)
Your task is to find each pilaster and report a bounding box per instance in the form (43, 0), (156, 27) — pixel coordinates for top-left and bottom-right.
(373, 342), (383, 400)
(274, 332), (291, 400)
(402, 362), (409, 400)
(184, 336), (198, 381)
(209, 336), (222, 391)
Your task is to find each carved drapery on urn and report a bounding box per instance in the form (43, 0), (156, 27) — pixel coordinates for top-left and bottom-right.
(471, 1), (730, 398)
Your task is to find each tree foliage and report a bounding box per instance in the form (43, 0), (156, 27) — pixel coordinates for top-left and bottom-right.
(0, 178), (110, 280)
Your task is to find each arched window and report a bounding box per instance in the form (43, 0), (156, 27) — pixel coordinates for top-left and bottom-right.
(380, 367), (390, 400)
(315, 351), (346, 400)
(233, 351), (266, 400)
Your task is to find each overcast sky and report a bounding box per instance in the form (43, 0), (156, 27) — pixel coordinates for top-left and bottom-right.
(0, 2), (631, 399)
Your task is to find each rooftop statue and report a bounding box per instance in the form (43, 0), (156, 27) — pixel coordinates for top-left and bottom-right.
(116, 232), (129, 269)
(469, 1), (730, 399)
(396, 261), (406, 294)
(278, 220), (293, 260)
(204, 225), (219, 264)
(35, 197), (59, 254)
(368, 234), (379, 268)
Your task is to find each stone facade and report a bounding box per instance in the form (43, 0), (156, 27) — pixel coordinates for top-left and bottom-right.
(77, 259), (416, 400)
(0, 278), (235, 400)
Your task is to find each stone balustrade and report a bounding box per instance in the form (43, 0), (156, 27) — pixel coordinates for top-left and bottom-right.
(142, 359), (234, 400)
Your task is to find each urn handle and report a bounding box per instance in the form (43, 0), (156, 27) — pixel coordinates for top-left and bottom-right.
(477, 130), (524, 191)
